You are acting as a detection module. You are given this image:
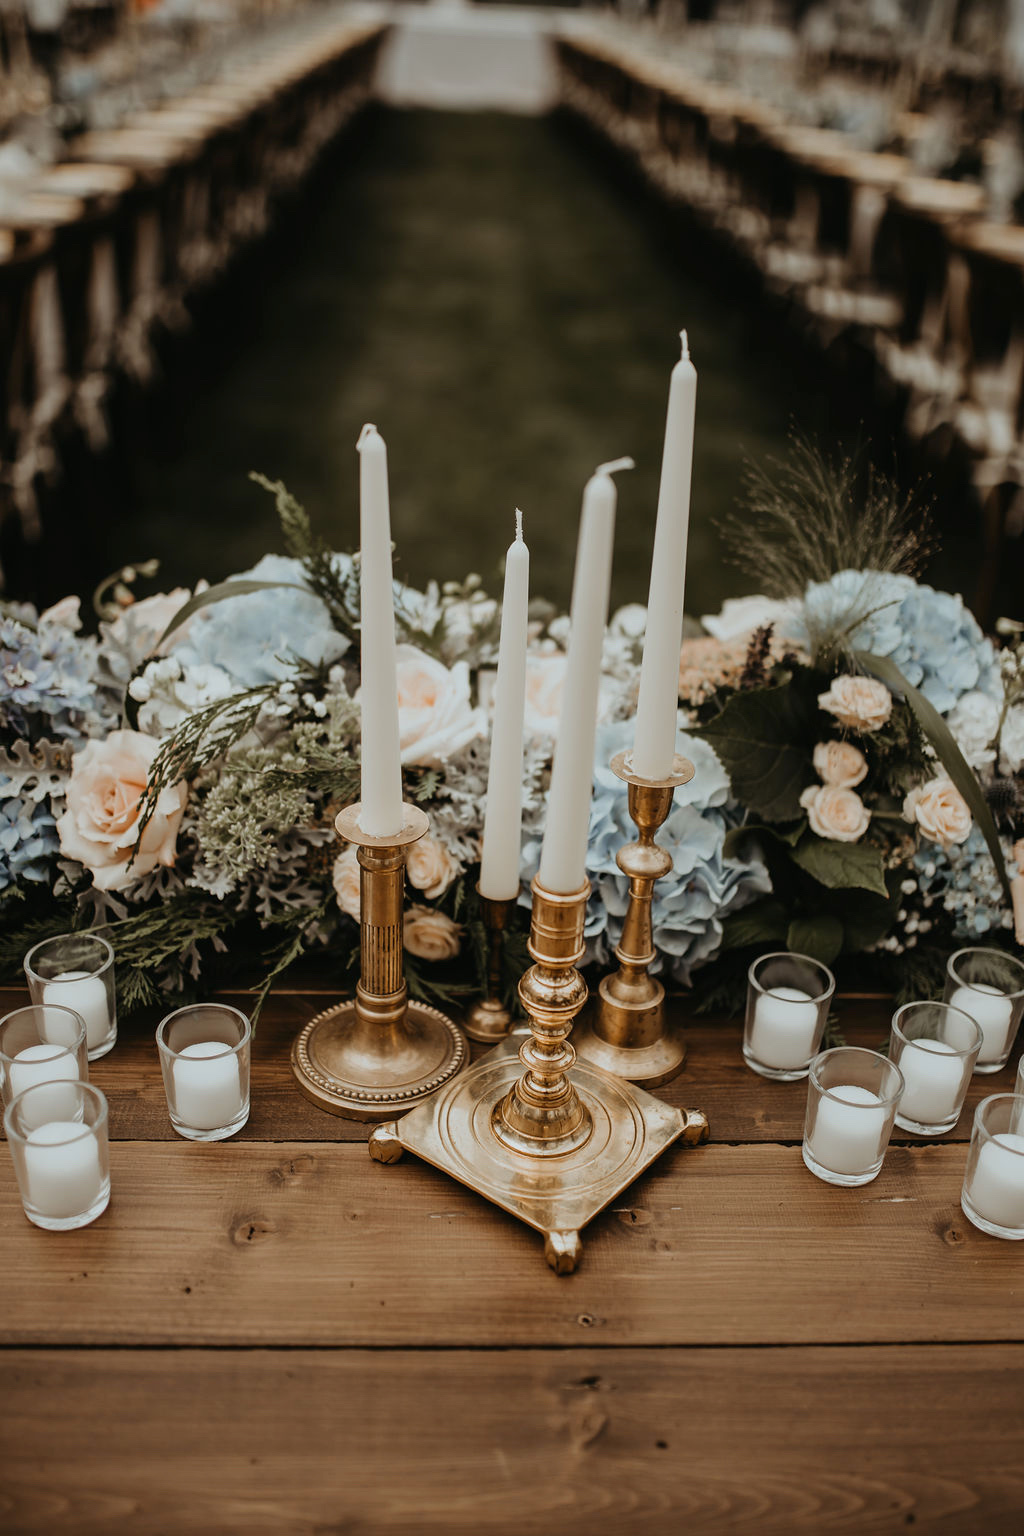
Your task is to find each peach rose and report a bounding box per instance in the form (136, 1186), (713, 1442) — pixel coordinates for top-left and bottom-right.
(332, 846), (361, 920)
(404, 905), (462, 962)
(362, 645), (481, 768)
(523, 652), (568, 738)
(818, 676), (893, 732)
(406, 834), (458, 900)
(903, 777), (972, 846)
(57, 729), (187, 891)
(800, 784), (871, 842)
(812, 740), (868, 789)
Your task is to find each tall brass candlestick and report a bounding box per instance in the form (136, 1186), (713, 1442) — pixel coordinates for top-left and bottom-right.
(574, 751), (694, 1087)
(292, 803), (467, 1120)
(369, 874), (708, 1273)
(463, 888), (515, 1044)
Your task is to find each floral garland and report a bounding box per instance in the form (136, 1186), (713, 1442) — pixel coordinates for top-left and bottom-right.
(3, 475), (1023, 1017)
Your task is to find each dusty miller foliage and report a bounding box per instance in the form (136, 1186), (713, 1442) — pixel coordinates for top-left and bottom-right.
(720, 434), (933, 605)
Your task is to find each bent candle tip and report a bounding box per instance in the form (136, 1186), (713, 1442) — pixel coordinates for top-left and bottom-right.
(356, 423), (378, 450)
(680, 329), (690, 360)
(595, 456), (635, 479)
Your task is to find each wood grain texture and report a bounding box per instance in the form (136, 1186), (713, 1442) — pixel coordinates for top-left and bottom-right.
(4, 986), (1015, 1143)
(2, 1346), (1022, 1535)
(1, 1141), (1020, 1347)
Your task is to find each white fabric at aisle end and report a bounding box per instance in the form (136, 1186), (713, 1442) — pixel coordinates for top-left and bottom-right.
(375, 0), (558, 115)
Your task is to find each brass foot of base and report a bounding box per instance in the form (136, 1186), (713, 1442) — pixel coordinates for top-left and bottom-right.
(292, 999), (467, 1122)
(573, 1008), (687, 1088)
(544, 1230), (582, 1274)
(463, 999), (513, 1044)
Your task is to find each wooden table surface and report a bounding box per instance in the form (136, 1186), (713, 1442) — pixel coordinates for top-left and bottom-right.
(1, 984), (1022, 1534)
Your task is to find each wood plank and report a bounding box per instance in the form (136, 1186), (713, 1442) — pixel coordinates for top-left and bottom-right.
(1, 1346), (1022, 1534)
(5, 987), (1013, 1143)
(0, 1142), (1020, 1347)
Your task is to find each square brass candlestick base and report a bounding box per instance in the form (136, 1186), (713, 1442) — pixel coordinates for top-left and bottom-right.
(368, 1036), (706, 1272)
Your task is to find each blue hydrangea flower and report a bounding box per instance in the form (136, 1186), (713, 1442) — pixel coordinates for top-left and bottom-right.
(172, 555), (349, 688)
(520, 718), (770, 984)
(913, 826), (1014, 941)
(0, 796), (58, 892)
(0, 611), (107, 745)
(799, 570), (999, 714)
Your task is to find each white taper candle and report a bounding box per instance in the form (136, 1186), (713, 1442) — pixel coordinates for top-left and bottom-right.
(538, 458), (632, 895)
(632, 331), (697, 780)
(356, 424), (404, 838)
(479, 510), (530, 901)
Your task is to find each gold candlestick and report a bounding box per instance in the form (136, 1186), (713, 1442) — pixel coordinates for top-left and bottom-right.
(574, 751), (694, 1087)
(368, 874), (709, 1273)
(292, 802), (467, 1121)
(463, 888), (515, 1044)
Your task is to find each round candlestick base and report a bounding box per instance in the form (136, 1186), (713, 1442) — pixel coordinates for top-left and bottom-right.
(292, 998), (467, 1123)
(574, 995), (687, 1089)
(464, 998), (514, 1045)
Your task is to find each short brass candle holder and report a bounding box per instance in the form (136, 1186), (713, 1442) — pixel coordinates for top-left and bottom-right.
(292, 802), (467, 1121)
(368, 874), (709, 1273)
(574, 751), (694, 1088)
(463, 887), (515, 1044)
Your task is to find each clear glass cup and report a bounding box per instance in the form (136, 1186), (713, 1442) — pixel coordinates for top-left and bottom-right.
(889, 1000), (982, 1137)
(961, 1094), (1024, 1239)
(943, 948), (1024, 1074)
(24, 932), (117, 1061)
(803, 1047), (905, 1187)
(0, 1005), (89, 1128)
(744, 951), (835, 1080)
(156, 1004), (251, 1142)
(5, 1080), (110, 1230)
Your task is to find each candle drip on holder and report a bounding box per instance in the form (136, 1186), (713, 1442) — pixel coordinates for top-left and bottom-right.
(291, 803), (467, 1121)
(574, 751), (694, 1088)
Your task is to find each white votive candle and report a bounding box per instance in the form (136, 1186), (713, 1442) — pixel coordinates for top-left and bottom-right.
(42, 971), (110, 1050)
(948, 983), (1015, 1064)
(809, 1086), (888, 1176)
(897, 1039), (963, 1125)
(24, 1122), (103, 1220)
(966, 1132), (1024, 1230)
(172, 1042), (243, 1131)
(9, 1045), (81, 1126)
(749, 986), (817, 1070)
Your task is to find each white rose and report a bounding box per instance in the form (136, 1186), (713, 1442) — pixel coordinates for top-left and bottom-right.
(818, 675), (893, 732)
(57, 729), (187, 891)
(105, 588), (194, 653)
(903, 777), (972, 846)
(331, 846), (361, 920)
(1000, 703), (1024, 774)
(378, 645), (482, 768)
(406, 834), (459, 900)
(948, 690), (1001, 769)
(812, 740), (868, 788)
(39, 594), (82, 631)
(608, 604), (647, 639)
(523, 652), (568, 738)
(404, 905), (462, 962)
(701, 594), (799, 641)
(800, 783), (871, 842)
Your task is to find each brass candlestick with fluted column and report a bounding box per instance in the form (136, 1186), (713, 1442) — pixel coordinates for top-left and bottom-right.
(574, 750), (694, 1087)
(368, 873), (709, 1273)
(292, 803), (467, 1121)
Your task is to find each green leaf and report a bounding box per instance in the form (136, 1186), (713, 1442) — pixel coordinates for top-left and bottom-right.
(855, 650), (1012, 908)
(722, 822), (803, 860)
(790, 834), (890, 896)
(787, 914), (844, 966)
(150, 579), (309, 654)
(719, 899), (789, 951)
(693, 681), (816, 821)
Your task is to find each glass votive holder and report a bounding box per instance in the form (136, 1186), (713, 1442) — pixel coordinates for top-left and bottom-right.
(24, 932), (117, 1061)
(943, 947), (1024, 1074)
(803, 1047), (904, 1187)
(961, 1094), (1024, 1239)
(0, 1005), (89, 1129)
(889, 1000), (982, 1137)
(156, 1003), (251, 1142)
(4, 1080), (110, 1230)
(744, 951), (835, 1080)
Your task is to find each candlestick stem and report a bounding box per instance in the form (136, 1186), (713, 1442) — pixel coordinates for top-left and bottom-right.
(574, 751), (694, 1087)
(464, 890), (515, 1044)
(292, 802), (467, 1120)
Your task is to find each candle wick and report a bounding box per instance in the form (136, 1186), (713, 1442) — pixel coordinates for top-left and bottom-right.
(595, 456), (635, 479)
(680, 329), (690, 360)
(515, 507), (524, 541)
(356, 423), (377, 451)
